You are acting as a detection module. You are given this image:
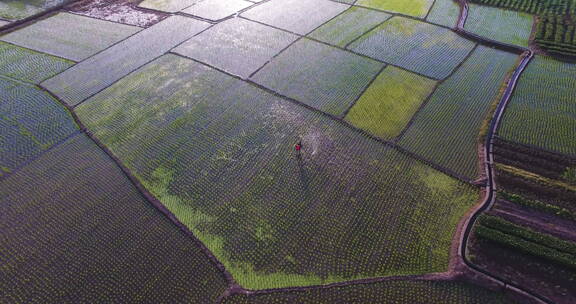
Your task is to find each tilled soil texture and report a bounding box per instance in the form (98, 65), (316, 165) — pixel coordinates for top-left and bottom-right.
(66, 0), (167, 27)
(468, 234), (576, 304)
(489, 199), (576, 243)
(493, 137), (576, 182)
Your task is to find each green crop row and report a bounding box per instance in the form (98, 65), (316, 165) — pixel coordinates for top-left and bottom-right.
(535, 16), (576, 56)
(478, 214), (576, 254)
(498, 191), (576, 221)
(475, 225), (576, 269)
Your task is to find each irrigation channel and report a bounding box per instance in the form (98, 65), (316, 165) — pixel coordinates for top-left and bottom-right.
(0, 0), (553, 302)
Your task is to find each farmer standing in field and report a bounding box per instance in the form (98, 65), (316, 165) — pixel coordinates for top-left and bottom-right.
(295, 141), (302, 153)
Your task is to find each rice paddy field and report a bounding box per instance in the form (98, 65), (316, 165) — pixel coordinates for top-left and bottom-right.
(1, 0), (575, 302)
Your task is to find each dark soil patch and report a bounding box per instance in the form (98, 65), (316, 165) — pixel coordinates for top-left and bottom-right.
(468, 234), (576, 304)
(66, 0), (168, 27)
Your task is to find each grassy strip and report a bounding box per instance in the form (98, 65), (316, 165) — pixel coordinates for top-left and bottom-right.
(475, 225), (576, 269)
(478, 214), (576, 255)
(496, 163), (576, 192)
(498, 191), (576, 221)
(478, 68), (513, 141)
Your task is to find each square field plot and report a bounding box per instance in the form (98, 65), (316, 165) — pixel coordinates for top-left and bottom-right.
(241, 0), (349, 35)
(308, 7), (391, 48)
(349, 17), (476, 80)
(426, 0), (461, 28)
(182, 0), (253, 21)
(356, 0), (434, 18)
(173, 18), (298, 78)
(0, 42), (73, 83)
(139, 0), (201, 12)
(250, 38), (384, 116)
(77, 54), (478, 289)
(345, 66), (437, 140)
(0, 12), (141, 61)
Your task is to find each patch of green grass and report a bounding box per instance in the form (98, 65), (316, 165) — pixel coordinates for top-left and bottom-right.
(345, 66), (437, 139)
(356, 0), (435, 18)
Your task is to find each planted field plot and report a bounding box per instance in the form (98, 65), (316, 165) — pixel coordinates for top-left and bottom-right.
(173, 18), (298, 79)
(77, 54), (479, 289)
(224, 279), (514, 303)
(0, 0), (66, 21)
(181, 0), (253, 21)
(464, 4), (533, 47)
(42, 15), (210, 106)
(355, 0), (434, 18)
(251, 38), (384, 116)
(308, 7), (391, 48)
(469, 0), (576, 56)
(426, 0), (461, 28)
(0, 12), (141, 61)
(0, 76), (77, 177)
(399, 45), (518, 180)
(499, 56), (576, 156)
(0, 42), (72, 83)
(139, 0), (201, 13)
(0, 134), (228, 303)
(349, 17), (476, 80)
(241, 0), (349, 35)
(345, 66), (437, 140)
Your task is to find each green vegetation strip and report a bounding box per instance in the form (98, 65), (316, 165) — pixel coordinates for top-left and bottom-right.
(498, 56), (576, 156)
(499, 191), (576, 221)
(224, 279), (514, 303)
(475, 215), (576, 269)
(496, 163), (576, 192)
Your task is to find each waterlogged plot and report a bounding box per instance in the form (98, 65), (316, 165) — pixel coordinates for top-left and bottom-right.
(0, 12), (141, 61)
(173, 18), (298, 78)
(308, 7), (391, 48)
(42, 16), (211, 106)
(499, 56), (576, 156)
(181, 0), (253, 21)
(0, 42), (73, 83)
(139, 0), (201, 12)
(77, 54), (478, 289)
(465, 4), (533, 47)
(241, 0), (349, 35)
(0, 134), (228, 303)
(224, 279), (515, 303)
(399, 46), (518, 180)
(251, 39), (383, 116)
(345, 66), (437, 139)
(355, 0), (434, 18)
(426, 0), (461, 28)
(0, 0), (66, 20)
(349, 17), (476, 80)
(0, 77), (77, 176)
